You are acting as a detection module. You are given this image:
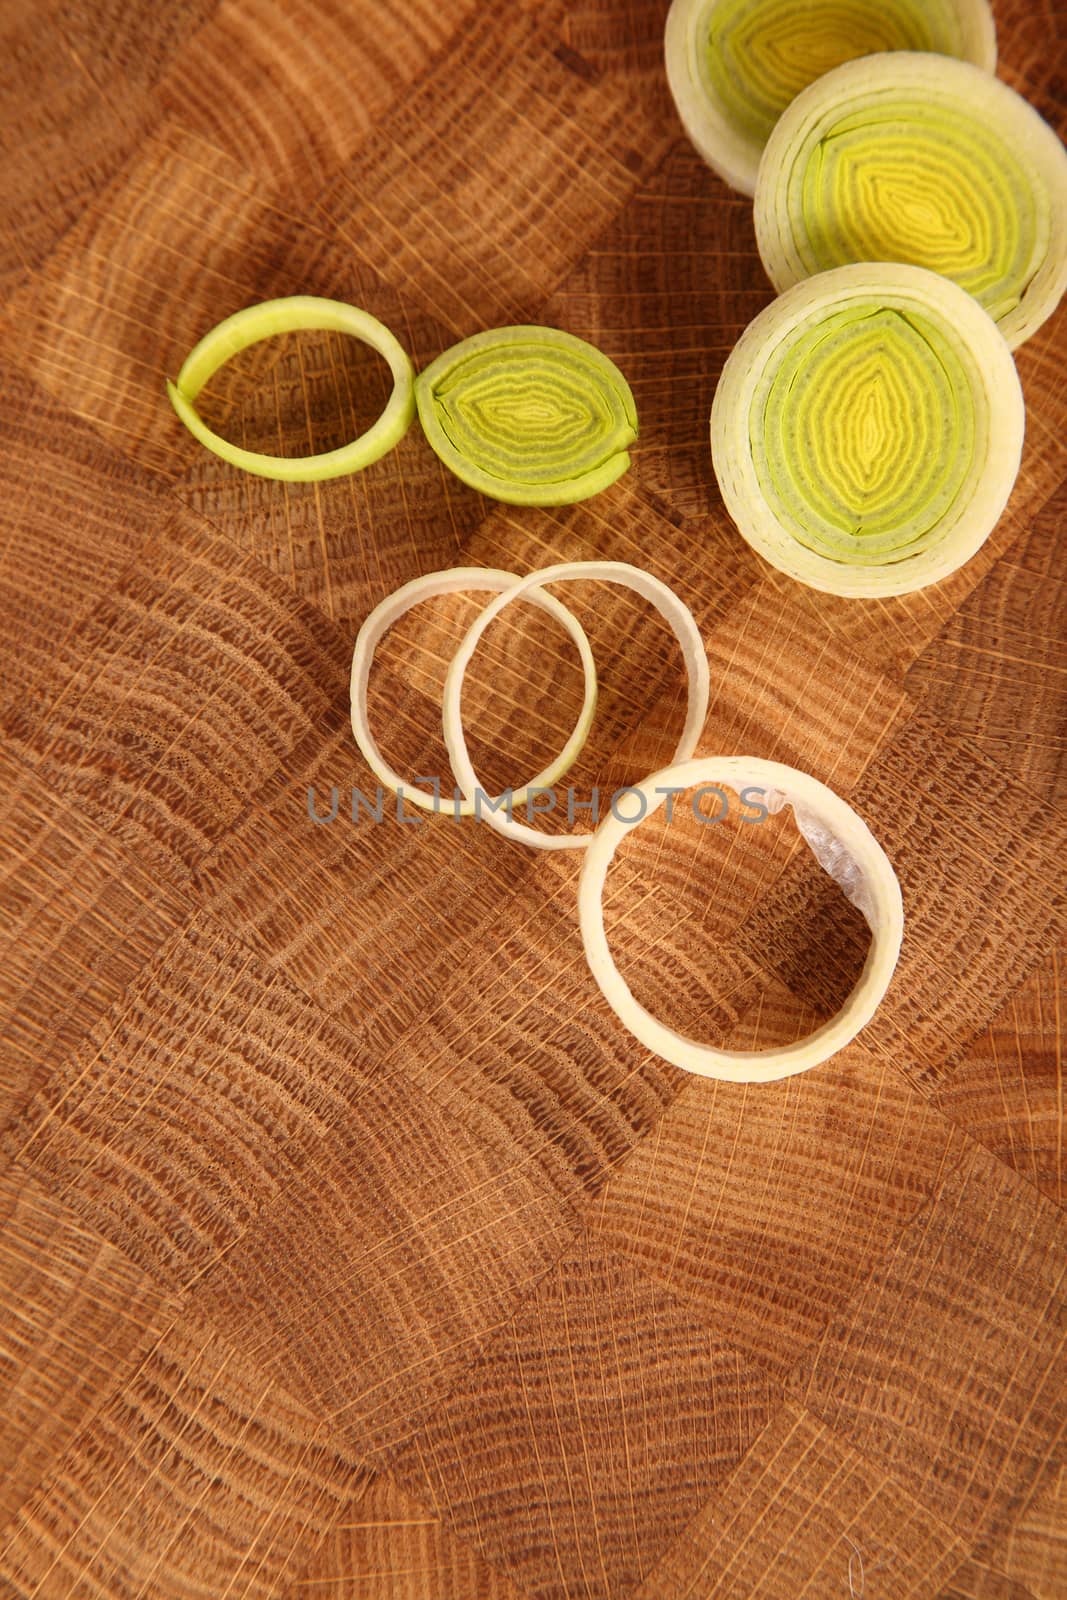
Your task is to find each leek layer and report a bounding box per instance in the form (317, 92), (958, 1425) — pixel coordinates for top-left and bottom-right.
(415, 327), (638, 506)
(167, 296), (416, 481)
(756, 52), (1067, 348)
(578, 757), (904, 1082)
(665, 0), (995, 195)
(711, 264), (1025, 597)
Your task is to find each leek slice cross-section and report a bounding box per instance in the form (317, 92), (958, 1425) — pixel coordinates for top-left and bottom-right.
(168, 306), (638, 502)
(711, 264), (1025, 598)
(415, 327), (638, 507)
(755, 51), (1067, 349)
(665, 0), (995, 196)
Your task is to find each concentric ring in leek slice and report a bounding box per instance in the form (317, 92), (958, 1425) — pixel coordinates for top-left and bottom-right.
(414, 326), (638, 506)
(665, 0), (995, 196)
(710, 264), (1025, 598)
(755, 51), (1067, 349)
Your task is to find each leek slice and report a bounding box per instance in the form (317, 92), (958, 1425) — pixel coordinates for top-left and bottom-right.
(442, 562), (710, 851)
(167, 296), (416, 481)
(665, 0), (995, 196)
(755, 51), (1067, 349)
(350, 568), (597, 816)
(415, 327), (638, 506)
(711, 264), (1024, 597)
(578, 756), (904, 1082)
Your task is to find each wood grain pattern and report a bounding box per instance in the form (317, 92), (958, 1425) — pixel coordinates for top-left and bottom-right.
(2, 511), (351, 884)
(186, 1026), (581, 1459)
(791, 1141), (1067, 1543)
(156, 0), (483, 192)
(1, 0), (1065, 1595)
(936, 1559), (1039, 1600)
(633, 1401), (970, 1600)
(905, 481), (1067, 809)
(389, 1240), (777, 1600)
(0, 747), (193, 1128)
(977, 1462), (1067, 1600)
(0, 1167), (179, 1524)
(0, 1313), (366, 1598)
(6, 912), (390, 1288)
(293, 1472), (527, 1600)
(0, 0), (218, 292)
(935, 948), (1065, 1206)
(587, 1036), (962, 1377)
(0, 361), (167, 717)
(312, 7), (672, 338)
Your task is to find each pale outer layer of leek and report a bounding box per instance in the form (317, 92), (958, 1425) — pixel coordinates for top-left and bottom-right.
(415, 327), (638, 506)
(442, 562), (710, 851)
(167, 296), (416, 481)
(711, 264), (1025, 598)
(754, 51), (1067, 349)
(579, 757), (904, 1082)
(664, 0), (996, 196)
(350, 568), (598, 816)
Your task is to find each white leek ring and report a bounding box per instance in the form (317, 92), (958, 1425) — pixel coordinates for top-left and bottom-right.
(415, 327), (638, 506)
(711, 264), (1025, 597)
(167, 296), (416, 481)
(351, 569), (598, 816)
(665, 0), (995, 196)
(579, 757), (904, 1082)
(754, 51), (1067, 349)
(442, 561), (710, 851)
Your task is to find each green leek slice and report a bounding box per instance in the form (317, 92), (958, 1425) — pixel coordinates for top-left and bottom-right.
(755, 51), (1067, 349)
(415, 327), (638, 506)
(167, 296), (416, 481)
(711, 264), (1025, 597)
(665, 0), (995, 196)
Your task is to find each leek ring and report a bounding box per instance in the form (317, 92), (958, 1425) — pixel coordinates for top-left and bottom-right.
(351, 568), (598, 816)
(664, 0), (996, 196)
(442, 561), (710, 851)
(578, 756), (904, 1081)
(167, 296), (416, 481)
(711, 264), (1025, 597)
(415, 327), (638, 506)
(754, 51), (1067, 348)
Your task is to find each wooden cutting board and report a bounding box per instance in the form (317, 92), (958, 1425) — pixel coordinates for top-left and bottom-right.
(1, 2), (1064, 1596)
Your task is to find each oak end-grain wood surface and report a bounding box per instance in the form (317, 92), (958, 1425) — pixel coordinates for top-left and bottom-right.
(1, 1), (1065, 1596)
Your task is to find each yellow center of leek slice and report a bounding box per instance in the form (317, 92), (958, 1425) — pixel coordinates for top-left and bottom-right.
(664, 0), (995, 196)
(710, 264), (1026, 598)
(756, 52), (1067, 349)
(415, 326), (638, 506)
(751, 303), (976, 563)
(700, 0), (969, 147)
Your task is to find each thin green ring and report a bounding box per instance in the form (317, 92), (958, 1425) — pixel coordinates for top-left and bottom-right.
(166, 295), (416, 482)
